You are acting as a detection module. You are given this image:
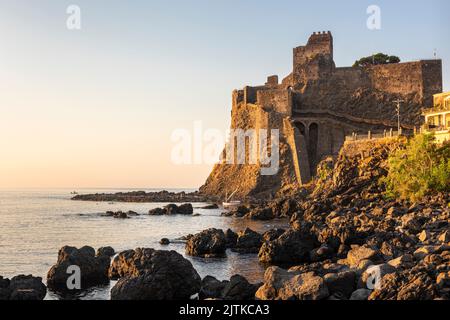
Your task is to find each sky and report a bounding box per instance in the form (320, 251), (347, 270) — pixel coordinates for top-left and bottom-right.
(0, 0), (449, 189)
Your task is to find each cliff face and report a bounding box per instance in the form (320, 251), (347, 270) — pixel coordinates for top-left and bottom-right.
(199, 103), (302, 200)
(200, 32), (442, 200)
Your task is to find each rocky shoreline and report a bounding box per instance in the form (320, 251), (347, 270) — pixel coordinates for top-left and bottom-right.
(2, 139), (449, 300)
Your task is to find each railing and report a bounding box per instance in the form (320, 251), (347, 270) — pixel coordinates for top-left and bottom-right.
(345, 129), (412, 142)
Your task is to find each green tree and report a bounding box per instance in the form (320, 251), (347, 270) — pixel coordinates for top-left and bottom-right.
(380, 134), (450, 202)
(353, 53), (401, 67)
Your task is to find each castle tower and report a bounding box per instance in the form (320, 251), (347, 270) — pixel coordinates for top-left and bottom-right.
(292, 31), (335, 86)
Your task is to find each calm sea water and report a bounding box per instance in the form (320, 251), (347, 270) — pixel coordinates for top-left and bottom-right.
(0, 188), (288, 300)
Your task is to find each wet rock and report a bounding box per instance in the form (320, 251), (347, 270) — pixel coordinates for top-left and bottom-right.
(148, 208), (166, 216)
(258, 229), (318, 266)
(256, 267), (329, 300)
(350, 288), (372, 300)
(201, 204), (219, 209)
(0, 275), (46, 300)
(200, 276), (228, 299)
(323, 270), (355, 298)
(97, 246), (115, 257)
(225, 229), (238, 248)
(110, 248), (201, 300)
(233, 228), (263, 254)
(113, 211), (129, 219)
(8, 275), (47, 300)
(0, 277), (11, 300)
(47, 246), (110, 290)
(221, 275), (260, 300)
(177, 203), (194, 215)
(159, 238), (170, 245)
(185, 228), (227, 257)
(245, 207), (274, 221)
(149, 204), (194, 215)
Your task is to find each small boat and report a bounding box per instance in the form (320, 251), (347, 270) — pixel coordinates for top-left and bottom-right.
(70, 191), (78, 195)
(223, 200), (242, 210)
(223, 189), (241, 209)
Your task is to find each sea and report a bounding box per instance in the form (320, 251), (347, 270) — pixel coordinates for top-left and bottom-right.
(0, 188), (288, 300)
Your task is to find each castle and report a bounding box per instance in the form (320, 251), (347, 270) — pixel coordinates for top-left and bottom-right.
(200, 32), (443, 199)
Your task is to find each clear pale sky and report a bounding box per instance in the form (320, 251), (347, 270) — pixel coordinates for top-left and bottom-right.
(0, 0), (449, 189)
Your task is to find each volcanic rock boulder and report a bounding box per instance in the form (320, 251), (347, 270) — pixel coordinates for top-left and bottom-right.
(346, 245), (383, 267)
(0, 277), (10, 300)
(200, 276), (229, 299)
(256, 267), (329, 300)
(0, 275), (46, 300)
(47, 246), (110, 290)
(233, 228), (263, 254)
(148, 203), (194, 215)
(221, 275), (260, 300)
(225, 229), (238, 248)
(185, 228), (227, 257)
(97, 246), (115, 257)
(258, 229), (318, 266)
(323, 271), (356, 298)
(110, 248), (201, 300)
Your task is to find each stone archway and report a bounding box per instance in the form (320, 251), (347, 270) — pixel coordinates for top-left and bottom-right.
(308, 122), (319, 175)
(295, 122), (306, 136)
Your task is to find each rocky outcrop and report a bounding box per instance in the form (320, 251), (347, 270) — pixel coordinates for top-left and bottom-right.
(47, 246), (110, 290)
(185, 228), (227, 257)
(73, 190), (216, 203)
(0, 275), (46, 300)
(148, 203), (194, 215)
(110, 248), (201, 300)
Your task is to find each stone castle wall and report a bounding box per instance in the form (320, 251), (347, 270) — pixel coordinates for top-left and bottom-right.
(200, 32), (443, 199)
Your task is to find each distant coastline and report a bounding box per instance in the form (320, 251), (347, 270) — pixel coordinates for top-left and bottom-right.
(71, 190), (219, 203)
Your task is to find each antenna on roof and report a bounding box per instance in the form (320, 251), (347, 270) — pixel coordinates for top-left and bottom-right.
(433, 48), (437, 59)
